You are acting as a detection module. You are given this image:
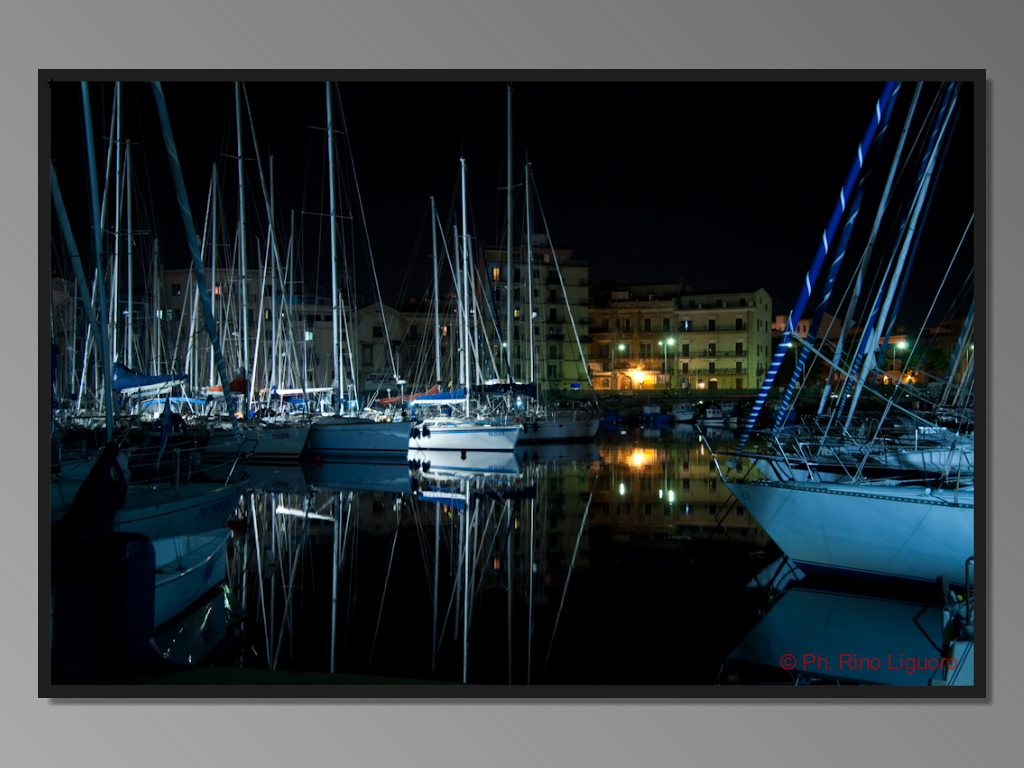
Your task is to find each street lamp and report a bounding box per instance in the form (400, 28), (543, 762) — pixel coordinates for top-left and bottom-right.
(658, 338), (674, 385)
(611, 343), (625, 391)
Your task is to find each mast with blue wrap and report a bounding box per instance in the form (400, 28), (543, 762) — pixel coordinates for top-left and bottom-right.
(772, 83), (901, 431)
(733, 81), (897, 455)
(150, 82), (243, 444)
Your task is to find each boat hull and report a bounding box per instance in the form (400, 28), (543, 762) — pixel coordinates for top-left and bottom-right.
(409, 421), (522, 452)
(306, 417), (410, 460)
(519, 417), (601, 443)
(724, 479), (974, 587)
(152, 530), (231, 629)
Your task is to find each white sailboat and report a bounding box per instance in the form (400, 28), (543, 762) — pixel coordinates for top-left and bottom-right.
(719, 81), (975, 589)
(409, 158), (523, 455)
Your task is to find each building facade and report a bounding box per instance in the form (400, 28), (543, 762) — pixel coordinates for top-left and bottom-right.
(588, 285), (773, 393)
(481, 236), (591, 397)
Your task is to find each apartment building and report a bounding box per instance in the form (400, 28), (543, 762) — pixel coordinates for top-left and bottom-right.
(588, 284), (773, 392)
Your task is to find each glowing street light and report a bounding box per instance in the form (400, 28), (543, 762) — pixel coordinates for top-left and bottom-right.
(658, 338), (675, 382)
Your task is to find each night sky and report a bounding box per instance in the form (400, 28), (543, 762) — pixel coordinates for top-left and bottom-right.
(48, 76), (975, 327)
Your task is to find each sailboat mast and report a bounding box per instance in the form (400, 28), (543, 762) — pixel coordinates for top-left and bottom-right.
(431, 195), (441, 387)
(210, 164), (218, 388)
(461, 158), (471, 415)
(270, 155), (278, 394)
(151, 238), (159, 375)
(526, 161), (535, 391)
(235, 83), (250, 411)
(506, 84), (513, 383)
(126, 142), (134, 371)
(112, 82), (122, 365)
(327, 83), (343, 415)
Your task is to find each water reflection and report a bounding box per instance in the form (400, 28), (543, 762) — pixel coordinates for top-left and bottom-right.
(205, 426), (776, 684)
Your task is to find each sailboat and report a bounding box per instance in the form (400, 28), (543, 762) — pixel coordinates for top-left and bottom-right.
(718, 81), (975, 589)
(303, 82), (412, 462)
(408, 158), (523, 456)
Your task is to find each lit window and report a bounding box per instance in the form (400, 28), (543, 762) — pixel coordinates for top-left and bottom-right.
(493, 267), (501, 281)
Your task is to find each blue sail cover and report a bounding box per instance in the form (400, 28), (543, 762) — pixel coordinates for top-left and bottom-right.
(111, 362), (187, 392)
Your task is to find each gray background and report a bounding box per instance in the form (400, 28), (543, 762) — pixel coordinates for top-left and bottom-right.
(15, 0), (1021, 764)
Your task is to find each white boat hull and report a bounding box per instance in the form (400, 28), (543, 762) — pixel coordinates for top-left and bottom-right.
(724, 479), (974, 586)
(409, 421), (522, 452)
(152, 530), (231, 629)
(306, 417), (410, 459)
(520, 417), (600, 443)
(203, 422), (312, 464)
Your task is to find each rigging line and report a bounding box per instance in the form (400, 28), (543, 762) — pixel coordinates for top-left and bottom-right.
(333, 84), (400, 381)
(369, 506), (401, 670)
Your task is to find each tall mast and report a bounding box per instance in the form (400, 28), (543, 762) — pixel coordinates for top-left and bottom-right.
(270, 155), (278, 394)
(506, 84), (513, 383)
(112, 81), (122, 364)
(327, 82), (342, 414)
(460, 158), (470, 415)
(151, 238), (159, 375)
(526, 160), (535, 390)
(235, 83), (250, 409)
(210, 164), (218, 387)
(431, 195), (441, 387)
(126, 142), (134, 370)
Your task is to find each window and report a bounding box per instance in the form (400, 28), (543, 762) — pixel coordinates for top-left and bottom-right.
(680, 343), (690, 357)
(736, 378), (744, 389)
(214, 284), (221, 295)
(172, 283), (181, 296)
(493, 267), (501, 281)
(373, 326), (384, 338)
(601, 318), (609, 329)
(304, 330), (314, 342)
(547, 364), (558, 378)
(736, 362), (743, 373)
(644, 318), (652, 332)
(716, 299), (723, 308)
(709, 362), (716, 374)
(409, 325), (418, 338)
(681, 318), (691, 331)
(622, 319), (631, 331)
(549, 289), (557, 303)
(514, 308), (520, 318)
(708, 318), (716, 331)
(549, 345), (558, 359)
(735, 317), (744, 331)
(533, 269), (540, 278)
(740, 298), (747, 307)
(708, 342), (716, 357)
(663, 317), (670, 331)
(514, 268), (521, 282)
(362, 344), (373, 365)
(264, 308), (272, 320)
(709, 477), (718, 492)
(549, 308), (558, 322)
(681, 362), (689, 373)
(735, 342), (744, 355)
(641, 343), (652, 357)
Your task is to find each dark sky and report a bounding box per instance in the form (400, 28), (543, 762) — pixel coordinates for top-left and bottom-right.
(48, 77), (975, 327)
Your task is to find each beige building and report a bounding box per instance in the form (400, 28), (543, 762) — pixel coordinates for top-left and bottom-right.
(588, 285), (773, 393)
(482, 236), (591, 397)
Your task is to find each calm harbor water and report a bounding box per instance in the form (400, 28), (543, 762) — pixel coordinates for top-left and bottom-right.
(177, 424), (783, 685)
